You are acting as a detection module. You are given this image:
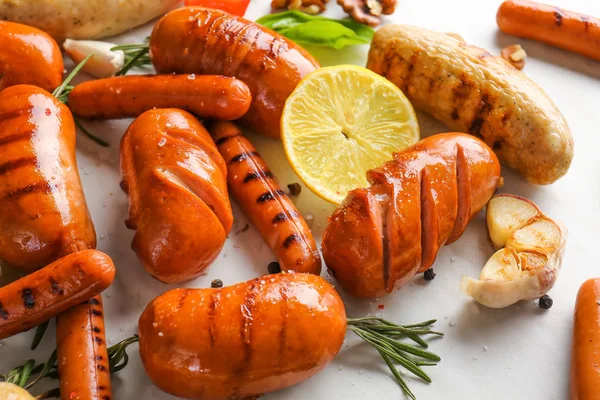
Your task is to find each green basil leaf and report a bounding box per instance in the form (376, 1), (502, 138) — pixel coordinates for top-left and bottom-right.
(256, 11), (374, 49)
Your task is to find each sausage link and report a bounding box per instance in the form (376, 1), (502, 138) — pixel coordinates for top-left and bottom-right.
(322, 133), (502, 299)
(121, 109), (233, 283)
(139, 273), (346, 400)
(571, 278), (600, 400)
(0, 21), (64, 91)
(0, 250), (115, 340)
(149, 7), (320, 138)
(56, 295), (112, 400)
(210, 121), (321, 274)
(0, 85), (96, 271)
(497, 0), (600, 62)
(68, 75), (252, 121)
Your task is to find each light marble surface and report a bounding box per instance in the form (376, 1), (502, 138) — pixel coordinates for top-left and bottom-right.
(1, 0), (599, 399)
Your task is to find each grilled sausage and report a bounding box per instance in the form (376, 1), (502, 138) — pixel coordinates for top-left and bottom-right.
(0, 250), (115, 340)
(68, 75), (252, 121)
(56, 295), (112, 400)
(367, 24), (573, 185)
(571, 278), (600, 400)
(149, 7), (320, 139)
(0, 85), (96, 271)
(0, 21), (63, 92)
(497, 0), (600, 62)
(322, 133), (502, 299)
(138, 273), (346, 400)
(210, 121), (321, 275)
(120, 109), (233, 284)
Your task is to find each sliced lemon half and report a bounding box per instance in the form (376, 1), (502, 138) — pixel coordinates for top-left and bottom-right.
(281, 65), (419, 204)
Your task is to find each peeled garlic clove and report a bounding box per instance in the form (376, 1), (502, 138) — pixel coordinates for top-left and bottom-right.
(0, 382), (36, 400)
(63, 39), (125, 78)
(486, 194), (542, 249)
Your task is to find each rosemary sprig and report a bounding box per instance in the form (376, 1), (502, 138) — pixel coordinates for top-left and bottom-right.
(0, 335), (139, 397)
(73, 118), (110, 147)
(347, 317), (443, 399)
(111, 41), (152, 76)
(30, 321), (49, 351)
(52, 55), (92, 100)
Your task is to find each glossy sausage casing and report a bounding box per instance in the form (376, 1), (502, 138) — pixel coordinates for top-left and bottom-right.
(0, 250), (115, 340)
(139, 273), (346, 400)
(0, 85), (96, 271)
(497, 0), (600, 62)
(56, 295), (112, 400)
(322, 133), (502, 299)
(571, 278), (600, 400)
(149, 7), (320, 138)
(211, 121), (321, 274)
(68, 75), (252, 121)
(0, 21), (64, 92)
(120, 109), (233, 283)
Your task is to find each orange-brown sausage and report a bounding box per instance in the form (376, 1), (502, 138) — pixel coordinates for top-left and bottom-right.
(120, 109), (233, 283)
(68, 75), (252, 121)
(571, 278), (600, 400)
(0, 21), (64, 92)
(0, 85), (96, 271)
(322, 133), (502, 299)
(139, 273), (346, 400)
(56, 295), (112, 400)
(149, 7), (320, 139)
(497, 0), (600, 62)
(210, 121), (321, 275)
(0, 250), (115, 340)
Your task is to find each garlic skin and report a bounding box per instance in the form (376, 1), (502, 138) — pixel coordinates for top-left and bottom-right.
(63, 39), (125, 79)
(0, 382), (36, 400)
(460, 194), (567, 308)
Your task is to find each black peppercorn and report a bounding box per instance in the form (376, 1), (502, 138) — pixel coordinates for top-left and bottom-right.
(211, 279), (223, 288)
(287, 183), (302, 195)
(424, 268), (436, 281)
(268, 261), (281, 274)
(539, 294), (553, 309)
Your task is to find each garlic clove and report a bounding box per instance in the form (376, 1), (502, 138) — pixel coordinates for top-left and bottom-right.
(63, 39), (125, 79)
(486, 194), (542, 249)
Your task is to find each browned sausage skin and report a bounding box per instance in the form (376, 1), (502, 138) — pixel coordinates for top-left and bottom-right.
(0, 250), (116, 340)
(120, 109), (233, 283)
(149, 7), (320, 138)
(56, 295), (112, 400)
(68, 75), (252, 121)
(210, 121), (321, 274)
(0, 85), (96, 271)
(139, 273), (346, 400)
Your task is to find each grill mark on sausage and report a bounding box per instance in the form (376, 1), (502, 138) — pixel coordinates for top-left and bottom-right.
(235, 27), (262, 74)
(0, 105), (31, 123)
(101, 396), (111, 400)
(230, 151), (260, 164)
(403, 52), (419, 92)
(554, 10), (563, 26)
(469, 93), (491, 137)
(93, 326), (101, 333)
(215, 134), (241, 146)
(283, 234), (299, 249)
(3, 181), (52, 201)
(0, 157), (36, 175)
(22, 288), (35, 309)
(176, 290), (189, 312)
(92, 309), (103, 317)
(240, 281), (259, 364)
(208, 291), (219, 349)
(198, 14), (229, 72)
(97, 364), (107, 371)
(243, 170), (274, 183)
(90, 298), (101, 306)
(0, 131), (32, 147)
(0, 302), (8, 320)
(49, 277), (64, 295)
(272, 210), (299, 224)
(257, 189), (286, 203)
(95, 336), (104, 345)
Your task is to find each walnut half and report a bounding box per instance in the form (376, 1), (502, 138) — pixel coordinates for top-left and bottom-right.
(337, 0), (397, 26)
(272, 0), (329, 15)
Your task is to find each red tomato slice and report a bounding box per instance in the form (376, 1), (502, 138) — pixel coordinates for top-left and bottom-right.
(184, 0), (251, 16)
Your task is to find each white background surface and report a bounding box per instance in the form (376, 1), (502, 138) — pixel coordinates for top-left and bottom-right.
(1, 0), (599, 399)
